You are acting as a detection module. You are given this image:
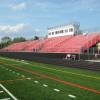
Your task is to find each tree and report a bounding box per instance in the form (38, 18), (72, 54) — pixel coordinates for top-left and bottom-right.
(79, 30), (83, 34)
(30, 36), (39, 41)
(13, 37), (26, 43)
(0, 36), (12, 49)
(33, 36), (39, 40)
(1, 36), (12, 43)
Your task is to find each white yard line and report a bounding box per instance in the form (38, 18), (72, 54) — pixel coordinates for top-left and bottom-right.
(0, 98), (11, 100)
(68, 94), (76, 98)
(21, 75), (25, 78)
(12, 71), (15, 74)
(43, 84), (48, 87)
(34, 81), (39, 83)
(0, 84), (18, 100)
(6, 68), (8, 70)
(53, 89), (60, 92)
(27, 78), (32, 80)
(9, 70), (12, 72)
(0, 91), (4, 93)
(16, 73), (20, 75)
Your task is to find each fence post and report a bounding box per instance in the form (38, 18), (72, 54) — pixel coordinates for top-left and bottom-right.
(87, 48), (89, 60)
(78, 52), (80, 61)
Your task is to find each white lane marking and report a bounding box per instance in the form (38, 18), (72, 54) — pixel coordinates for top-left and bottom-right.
(0, 84), (18, 100)
(27, 78), (32, 80)
(53, 89), (60, 92)
(0, 98), (11, 100)
(21, 60), (25, 62)
(34, 81), (39, 83)
(6, 68), (8, 70)
(22, 62), (29, 64)
(68, 94), (76, 98)
(0, 91), (4, 93)
(21, 75), (25, 78)
(16, 73), (20, 75)
(43, 84), (48, 87)
(12, 71), (15, 74)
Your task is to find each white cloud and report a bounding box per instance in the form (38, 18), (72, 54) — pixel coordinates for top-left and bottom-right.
(11, 2), (26, 10)
(0, 24), (26, 33)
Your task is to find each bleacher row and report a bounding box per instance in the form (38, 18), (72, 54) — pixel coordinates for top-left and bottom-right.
(2, 32), (100, 53)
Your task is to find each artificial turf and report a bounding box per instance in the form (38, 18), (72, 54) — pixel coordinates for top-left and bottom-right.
(0, 56), (100, 100)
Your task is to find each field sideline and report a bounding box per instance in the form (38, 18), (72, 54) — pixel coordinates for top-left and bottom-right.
(0, 56), (100, 100)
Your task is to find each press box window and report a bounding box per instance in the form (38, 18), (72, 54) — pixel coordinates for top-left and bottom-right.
(65, 29), (68, 32)
(69, 28), (73, 32)
(52, 32), (54, 35)
(49, 33), (51, 35)
(60, 30), (64, 33)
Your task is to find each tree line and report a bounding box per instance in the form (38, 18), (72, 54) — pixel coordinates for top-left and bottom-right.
(0, 36), (39, 49)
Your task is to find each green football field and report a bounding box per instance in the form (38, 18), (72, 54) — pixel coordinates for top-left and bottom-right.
(0, 56), (100, 100)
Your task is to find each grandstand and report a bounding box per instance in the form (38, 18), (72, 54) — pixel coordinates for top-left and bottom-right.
(0, 23), (100, 100)
(2, 23), (100, 54)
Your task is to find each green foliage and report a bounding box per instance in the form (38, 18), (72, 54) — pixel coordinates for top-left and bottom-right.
(0, 36), (27, 49)
(1, 36), (12, 43)
(34, 36), (39, 40)
(13, 37), (26, 43)
(0, 36), (12, 49)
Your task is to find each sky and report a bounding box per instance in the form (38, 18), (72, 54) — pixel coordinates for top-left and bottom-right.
(0, 0), (100, 39)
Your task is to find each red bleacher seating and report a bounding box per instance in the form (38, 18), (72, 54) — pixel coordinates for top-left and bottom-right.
(2, 32), (100, 53)
(3, 42), (27, 52)
(40, 35), (72, 52)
